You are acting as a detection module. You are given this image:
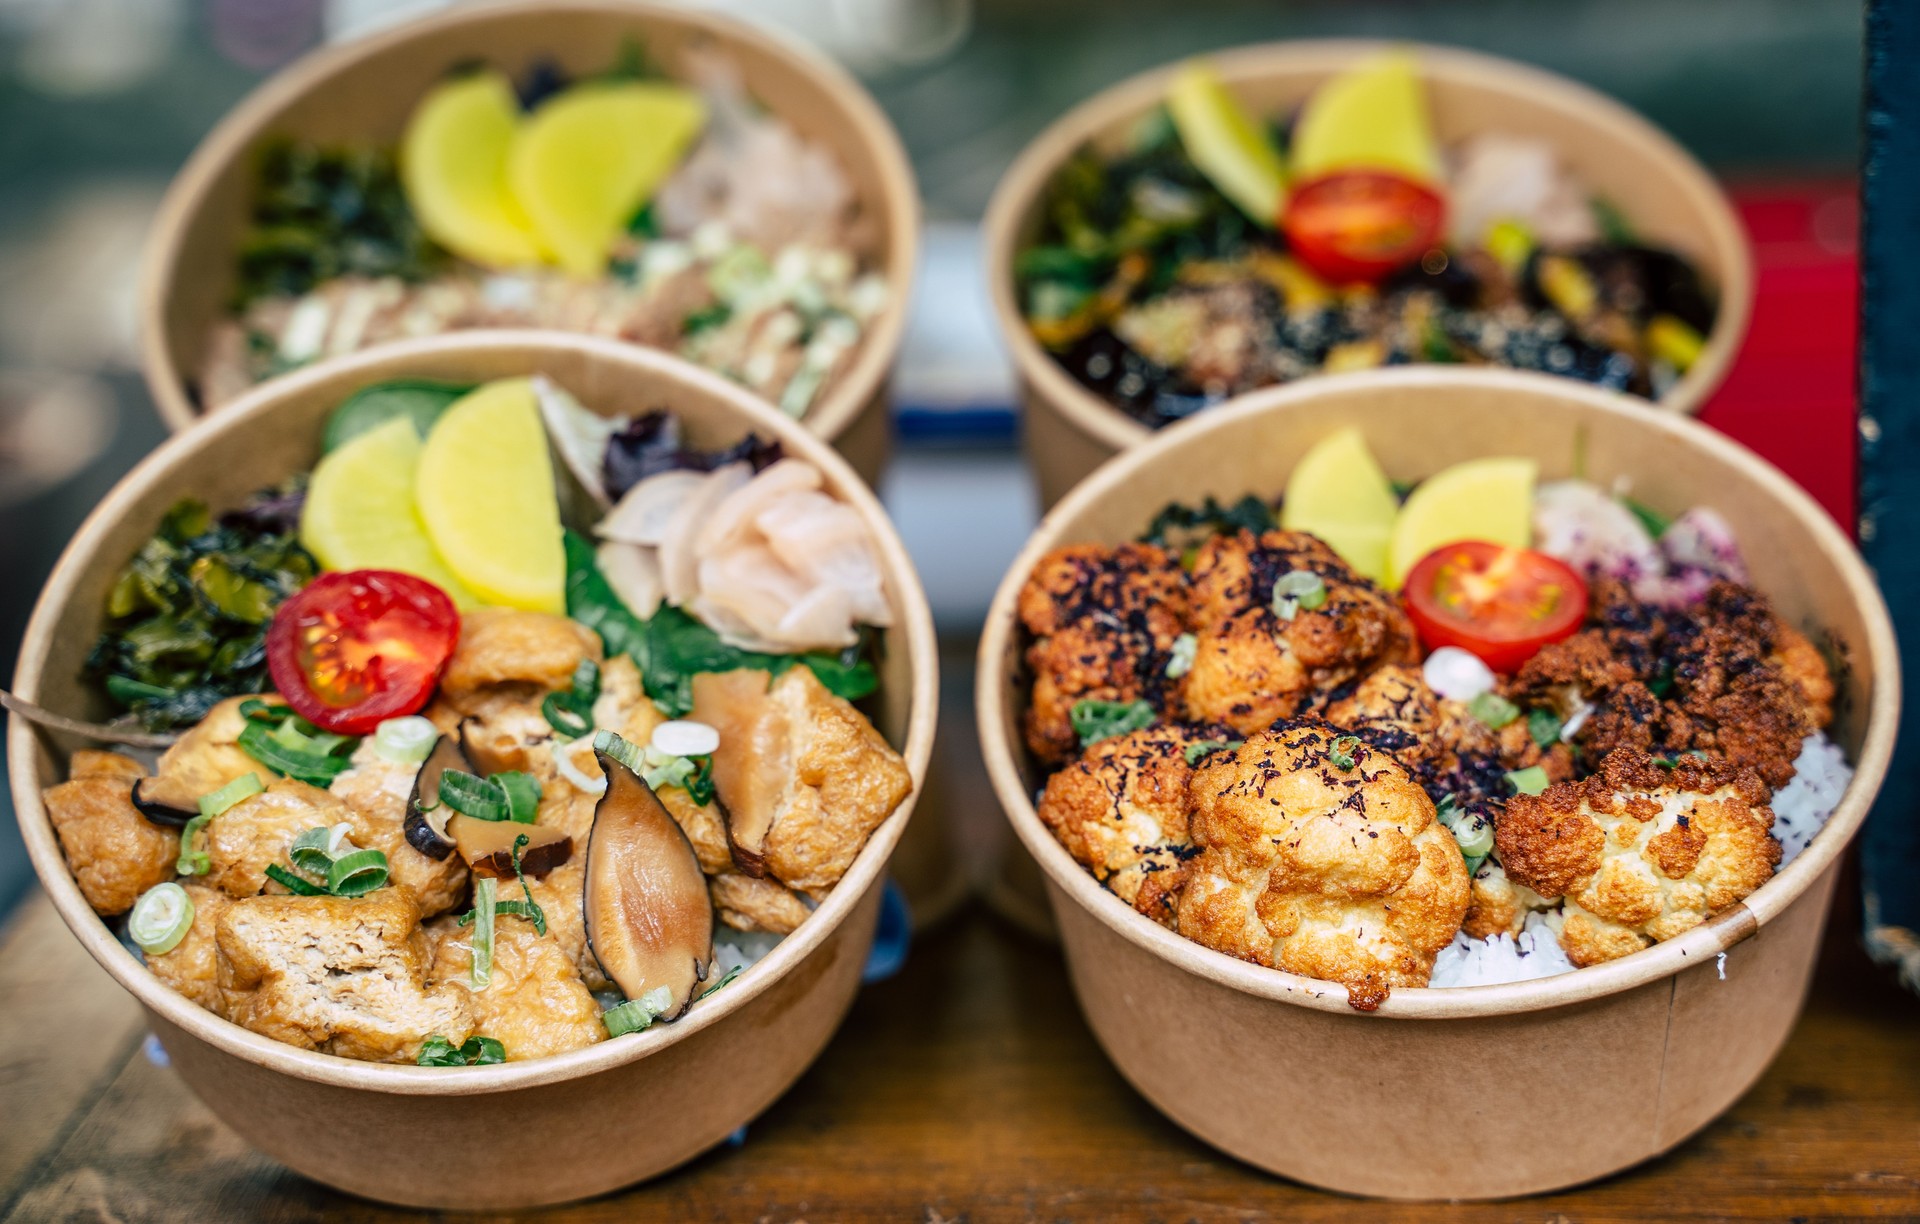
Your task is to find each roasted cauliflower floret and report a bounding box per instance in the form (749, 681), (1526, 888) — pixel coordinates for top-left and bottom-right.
(145, 883), (234, 1014)
(217, 889), (472, 1063)
(1461, 861), (1553, 940)
(42, 751), (177, 915)
(1183, 531), (1414, 735)
(1494, 748), (1780, 967)
(1018, 542), (1190, 766)
(1175, 720), (1471, 1010)
(1321, 665), (1495, 773)
(427, 917), (603, 1062)
(1036, 723), (1230, 926)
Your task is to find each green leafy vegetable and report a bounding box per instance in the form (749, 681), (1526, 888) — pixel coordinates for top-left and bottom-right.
(1069, 699), (1156, 747)
(321, 379), (473, 452)
(417, 1035), (506, 1067)
(90, 490), (316, 730)
(1139, 495), (1276, 548)
(1527, 708), (1564, 749)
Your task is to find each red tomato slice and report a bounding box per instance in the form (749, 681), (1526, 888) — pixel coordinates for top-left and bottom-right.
(1402, 542), (1588, 673)
(1281, 170), (1448, 285)
(265, 570), (460, 735)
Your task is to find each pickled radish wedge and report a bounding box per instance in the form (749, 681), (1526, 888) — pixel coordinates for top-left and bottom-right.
(1385, 456), (1537, 590)
(1167, 61), (1287, 225)
(1290, 51), (1442, 185)
(400, 70), (545, 268)
(416, 379), (566, 612)
(1280, 426), (1398, 583)
(509, 81), (706, 276)
(301, 417), (475, 607)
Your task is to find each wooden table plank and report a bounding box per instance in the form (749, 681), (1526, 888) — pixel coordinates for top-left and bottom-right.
(1, 881), (1917, 1222)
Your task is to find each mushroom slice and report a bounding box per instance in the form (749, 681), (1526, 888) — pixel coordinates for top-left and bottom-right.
(447, 815), (572, 879)
(586, 747), (714, 1019)
(404, 733), (468, 860)
(131, 774), (201, 827)
(689, 669), (788, 878)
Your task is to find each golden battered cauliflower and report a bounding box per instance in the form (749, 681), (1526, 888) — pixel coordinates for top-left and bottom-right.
(1183, 531), (1415, 736)
(1036, 723), (1232, 926)
(1175, 720), (1470, 1009)
(1018, 542), (1190, 766)
(1494, 749), (1780, 967)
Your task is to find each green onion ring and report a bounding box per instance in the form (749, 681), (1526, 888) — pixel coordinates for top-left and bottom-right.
(541, 692), (590, 738)
(495, 771), (542, 824)
(238, 722), (351, 787)
(470, 877), (497, 989)
(264, 863), (326, 896)
(593, 729), (644, 773)
(327, 849), (390, 898)
(176, 814), (213, 876)
(128, 882), (195, 955)
(439, 770), (510, 820)
(198, 772), (263, 819)
(601, 999), (655, 1037)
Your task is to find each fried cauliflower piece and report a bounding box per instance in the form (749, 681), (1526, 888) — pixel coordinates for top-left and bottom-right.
(1461, 861), (1553, 940)
(217, 889), (472, 1063)
(1037, 723), (1230, 926)
(145, 883), (233, 1014)
(42, 751), (177, 915)
(1321, 666), (1495, 773)
(1018, 542), (1190, 766)
(1175, 720), (1471, 1009)
(1183, 531), (1415, 735)
(329, 741), (468, 917)
(427, 917), (603, 1062)
(1494, 749), (1780, 967)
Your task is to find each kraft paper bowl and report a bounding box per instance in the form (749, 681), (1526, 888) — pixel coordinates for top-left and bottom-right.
(983, 40), (1756, 508)
(9, 332), (938, 1210)
(976, 367), (1895, 1200)
(139, 0), (919, 485)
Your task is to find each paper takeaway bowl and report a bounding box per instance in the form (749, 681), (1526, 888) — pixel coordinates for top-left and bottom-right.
(8, 332), (938, 1211)
(983, 40), (1756, 509)
(976, 367), (1895, 1200)
(139, 0), (919, 484)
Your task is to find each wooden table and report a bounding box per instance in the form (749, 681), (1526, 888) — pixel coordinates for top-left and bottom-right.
(2, 876), (1917, 1223)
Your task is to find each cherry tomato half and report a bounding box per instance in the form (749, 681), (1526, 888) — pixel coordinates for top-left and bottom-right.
(1402, 541), (1588, 673)
(1281, 170), (1448, 285)
(265, 570), (460, 735)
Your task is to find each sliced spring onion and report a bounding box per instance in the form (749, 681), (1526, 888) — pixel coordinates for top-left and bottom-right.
(1327, 734), (1361, 771)
(639, 745), (698, 793)
(651, 719), (720, 759)
(238, 721), (353, 787)
(553, 737), (608, 796)
(1165, 632), (1198, 679)
(289, 824), (344, 876)
(372, 716), (439, 766)
(176, 814), (213, 876)
(1467, 692), (1521, 729)
(602, 999), (656, 1037)
(264, 863), (327, 895)
(494, 770), (542, 823)
(639, 984), (673, 1015)
(684, 755), (716, 808)
(1452, 816), (1495, 860)
(1068, 699), (1157, 747)
(470, 877), (497, 990)
(1506, 766), (1551, 796)
(440, 770), (510, 821)
(1271, 569), (1328, 621)
(468, 1036), (506, 1065)
(541, 692), (591, 738)
(417, 1034), (507, 1067)
(593, 729), (644, 773)
(1183, 738), (1240, 766)
(506, 834), (547, 934)
(701, 963), (745, 999)
(129, 882), (195, 955)
(238, 697), (289, 724)
(1527, 707), (1563, 749)
(327, 848), (390, 898)
(198, 772), (264, 819)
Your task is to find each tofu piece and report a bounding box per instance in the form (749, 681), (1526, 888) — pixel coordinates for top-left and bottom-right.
(42, 752), (177, 915)
(145, 883), (234, 1014)
(427, 917), (603, 1062)
(709, 872), (812, 934)
(328, 742), (468, 917)
(217, 889), (472, 1063)
(203, 778), (343, 899)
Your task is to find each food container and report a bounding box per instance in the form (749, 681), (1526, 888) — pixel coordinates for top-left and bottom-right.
(983, 40), (1756, 509)
(138, 0), (919, 485)
(9, 331), (938, 1210)
(976, 366), (1895, 1200)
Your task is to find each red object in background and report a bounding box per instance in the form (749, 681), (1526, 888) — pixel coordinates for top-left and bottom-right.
(1699, 181), (1858, 534)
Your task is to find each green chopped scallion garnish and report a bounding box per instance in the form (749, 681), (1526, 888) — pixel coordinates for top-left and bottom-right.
(128, 882), (195, 956)
(1467, 692), (1521, 729)
(1069, 699), (1157, 747)
(198, 772), (264, 820)
(1183, 738), (1240, 766)
(1165, 633), (1198, 679)
(602, 999), (656, 1037)
(264, 863), (327, 895)
(1328, 735), (1362, 771)
(416, 1034), (506, 1067)
(1271, 569), (1328, 621)
(470, 877), (497, 990)
(494, 771), (542, 824)
(1506, 766), (1551, 796)
(1527, 708), (1563, 749)
(326, 848), (390, 898)
(701, 964), (745, 999)
(439, 770), (510, 821)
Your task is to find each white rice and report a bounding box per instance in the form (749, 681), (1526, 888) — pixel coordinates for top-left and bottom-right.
(1428, 731), (1853, 989)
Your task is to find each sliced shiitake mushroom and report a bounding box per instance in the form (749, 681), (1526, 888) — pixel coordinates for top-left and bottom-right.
(448, 815), (572, 879)
(689, 669), (787, 878)
(130, 773), (202, 827)
(586, 746), (714, 1020)
(404, 733), (468, 860)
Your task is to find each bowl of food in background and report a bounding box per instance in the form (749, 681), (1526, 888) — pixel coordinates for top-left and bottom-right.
(139, 0), (917, 483)
(9, 331), (937, 1209)
(984, 41), (1753, 507)
(977, 366), (1893, 1199)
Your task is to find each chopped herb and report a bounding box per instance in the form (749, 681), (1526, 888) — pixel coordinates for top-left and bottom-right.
(326, 849), (390, 898)
(439, 770), (512, 821)
(238, 718), (356, 787)
(701, 964), (745, 999)
(470, 878), (498, 990)
(1528, 708), (1564, 749)
(1139, 494), (1276, 548)
(1327, 735), (1361, 771)
(1621, 496), (1672, 539)
(417, 1035), (506, 1067)
(1183, 738), (1240, 766)
(494, 771), (543, 824)
(1467, 692), (1521, 729)
(1069, 699), (1157, 747)
(1506, 766), (1551, 796)
(264, 863), (327, 896)
(680, 303), (733, 336)
(1271, 569), (1327, 621)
